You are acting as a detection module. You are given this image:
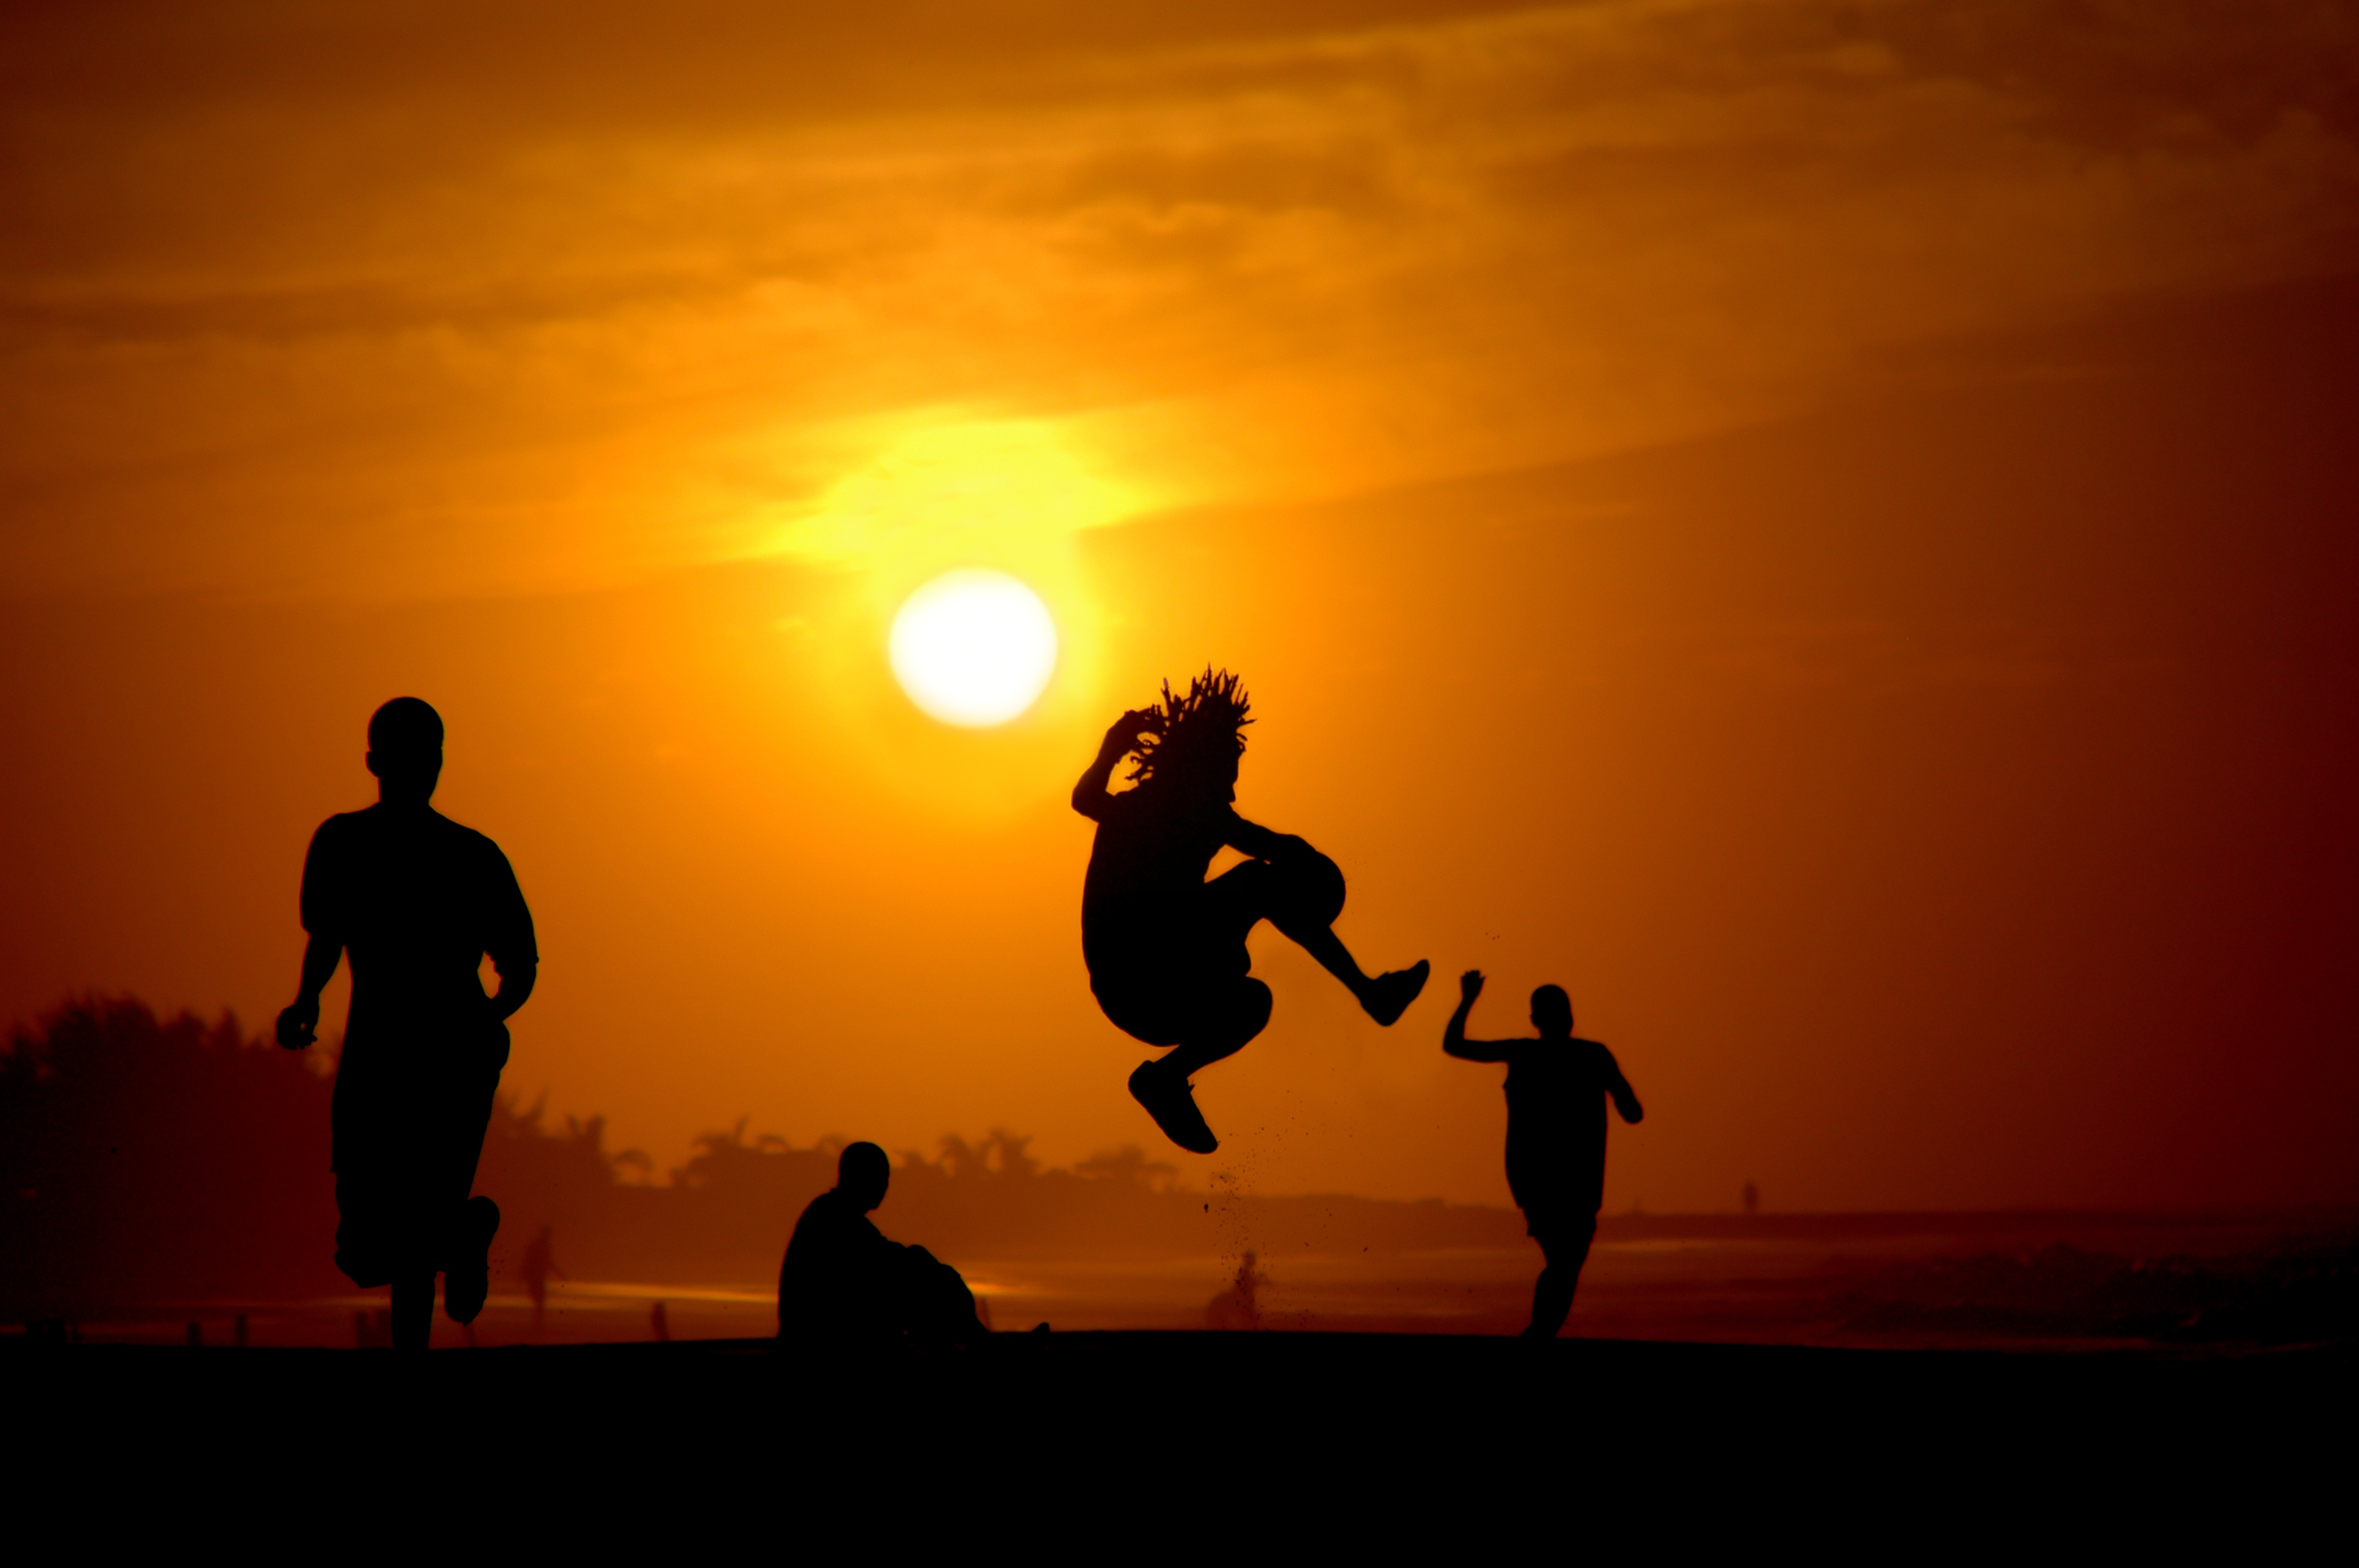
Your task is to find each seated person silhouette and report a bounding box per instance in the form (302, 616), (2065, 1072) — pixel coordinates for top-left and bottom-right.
(778, 1142), (985, 1351)
(1443, 970), (1642, 1339)
(1074, 668), (1428, 1153)
(275, 697), (536, 1352)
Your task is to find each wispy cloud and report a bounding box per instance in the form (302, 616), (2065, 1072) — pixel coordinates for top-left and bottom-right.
(2, 0), (2353, 596)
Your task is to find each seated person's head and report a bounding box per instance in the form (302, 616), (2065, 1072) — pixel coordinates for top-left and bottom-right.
(367, 697), (445, 801)
(1530, 985), (1573, 1039)
(837, 1142), (891, 1210)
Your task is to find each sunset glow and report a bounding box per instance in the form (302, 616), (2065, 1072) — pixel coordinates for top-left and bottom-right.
(1, 2), (2354, 1228)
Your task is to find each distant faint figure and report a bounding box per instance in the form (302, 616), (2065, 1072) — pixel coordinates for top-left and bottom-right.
(777, 1142), (985, 1351)
(650, 1300), (671, 1342)
(521, 1224), (567, 1334)
(1743, 1180), (1760, 1218)
(1205, 1251), (1265, 1330)
(276, 698), (537, 1352)
(1444, 970), (1642, 1338)
(352, 1308), (396, 1349)
(1074, 670), (1429, 1154)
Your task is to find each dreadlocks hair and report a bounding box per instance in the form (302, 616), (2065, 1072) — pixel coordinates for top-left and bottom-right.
(1129, 666), (1252, 786)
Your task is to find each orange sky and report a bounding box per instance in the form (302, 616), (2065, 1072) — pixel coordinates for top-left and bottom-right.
(4, 2), (2356, 1211)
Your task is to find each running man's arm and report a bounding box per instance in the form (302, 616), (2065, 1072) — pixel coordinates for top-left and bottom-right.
(1072, 709), (1160, 821)
(486, 955), (537, 1022)
(484, 845), (540, 1029)
(1601, 1046), (1644, 1123)
(1442, 969), (1518, 1062)
(278, 823), (345, 1050)
(277, 931), (342, 1049)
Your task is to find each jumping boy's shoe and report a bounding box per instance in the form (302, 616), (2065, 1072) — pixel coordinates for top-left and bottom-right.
(1129, 1059), (1218, 1154)
(1362, 960), (1430, 1025)
(443, 1196), (500, 1326)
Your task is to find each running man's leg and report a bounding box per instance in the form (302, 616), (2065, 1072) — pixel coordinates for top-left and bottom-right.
(441, 1196), (500, 1326)
(431, 1061), (503, 1326)
(1522, 1218), (1598, 1338)
(391, 1272), (436, 1351)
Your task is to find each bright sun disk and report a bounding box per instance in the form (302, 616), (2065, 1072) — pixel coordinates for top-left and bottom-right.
(889, 569), (1059, 726)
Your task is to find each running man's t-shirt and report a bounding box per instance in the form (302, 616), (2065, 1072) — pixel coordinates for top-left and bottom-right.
(1501, 1040), (1623, 1220)
(300, 804), (536, 1054)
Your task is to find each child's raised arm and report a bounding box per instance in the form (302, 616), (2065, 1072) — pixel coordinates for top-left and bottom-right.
(1442, 969), (1517, 1062)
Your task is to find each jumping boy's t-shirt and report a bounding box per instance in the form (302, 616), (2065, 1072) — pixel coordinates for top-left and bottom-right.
(1080, 789), (1238, 975)
(1500, 1040), (1623, 1222)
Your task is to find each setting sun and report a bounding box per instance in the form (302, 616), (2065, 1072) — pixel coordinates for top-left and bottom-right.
(889, 569), (1060, 726)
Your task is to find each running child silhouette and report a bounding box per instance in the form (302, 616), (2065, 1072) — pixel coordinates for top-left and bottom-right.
(1444, 969), (1641, 1338)
(1074, 669), (1428, 1153)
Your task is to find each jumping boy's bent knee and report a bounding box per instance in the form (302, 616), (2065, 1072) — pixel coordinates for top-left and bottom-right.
(1263, 841), (1346, 931)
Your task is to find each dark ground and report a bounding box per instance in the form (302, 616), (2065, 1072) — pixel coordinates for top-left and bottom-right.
(10, 1330), (2349, 1544)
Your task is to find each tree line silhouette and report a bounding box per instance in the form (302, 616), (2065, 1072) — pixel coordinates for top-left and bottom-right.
(2, 994), (1525, 1321)
(25, 993), (2340, 1344)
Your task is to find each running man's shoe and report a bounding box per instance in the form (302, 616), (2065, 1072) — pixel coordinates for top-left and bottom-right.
(1128, 1058), (1218, 1154)
(443, 1196), (500, 1326)
(1362, 960), (1430, 1025)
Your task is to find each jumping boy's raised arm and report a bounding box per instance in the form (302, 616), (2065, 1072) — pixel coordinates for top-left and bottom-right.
(1442, 970), (1518, 1063)
(1072, 708), (1161, 821)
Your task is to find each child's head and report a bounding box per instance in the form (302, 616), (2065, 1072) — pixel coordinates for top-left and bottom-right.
(1530, 985), (1573, 1038)
(1132, 667), (1252, 800)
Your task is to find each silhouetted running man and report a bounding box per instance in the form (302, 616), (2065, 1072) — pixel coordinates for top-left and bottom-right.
(778, 1142), (984, 1352)
(276, 698), (537, 1352)
(522, 1224), (565, 1334)
(1444, 970), (1641, 1338)
(1074, 669), (1428, 1153)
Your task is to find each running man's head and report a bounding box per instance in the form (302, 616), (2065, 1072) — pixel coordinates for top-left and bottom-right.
(1530, 985), (1574, 1039)
(366, 697), (444, 807)
(1131, 667), (1252, 802)
(838, 1142), (891, 1211)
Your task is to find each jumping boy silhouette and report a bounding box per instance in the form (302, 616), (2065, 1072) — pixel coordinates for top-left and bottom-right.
(1074, 669), (1427, 1153)
(1444, 969), (1641, 1338)
(276, 698), (537, 1351)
